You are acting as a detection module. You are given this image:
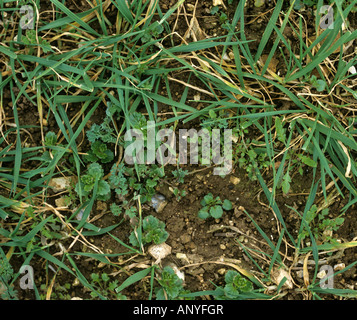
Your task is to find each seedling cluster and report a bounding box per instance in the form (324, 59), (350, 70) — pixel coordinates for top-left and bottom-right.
(198, 193), (233, 220)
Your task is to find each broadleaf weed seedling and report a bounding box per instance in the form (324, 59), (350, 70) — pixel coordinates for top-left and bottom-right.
(299, 205), (345, 244)
(109, 163), (164, 204)
(39, 282), (72, 300)
(234, 142), (270, 181)
(75, 162), (111, 201)
(198, 193), (232, 220)
(171, 167), (188, 202)
(155, 266), (189, 300)
(309, 75), (326, 92)
(110, 201), (138, 220)
(21, 29), (52, 54)
(42, 131), (76, 171)
(172, 168), (189, 184)
(129, 215), (169, 248)
(172, 187), (187, 202)
(90, 272), (127, 300)
(213, 270), (254, 300)
(0, 249), (17, 300)
(25, 208), (64, 252)
(84, 140), (114, 164)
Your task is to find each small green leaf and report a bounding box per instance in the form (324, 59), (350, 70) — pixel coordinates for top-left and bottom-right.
(125, 207), (137, 219)
(315, 79), (326, 92)
(210, 205), (223, 219)
(281, 171), (291, 195)
(224, 283), (240, 298)
(44, 131), (57, 146)
(102, 273), (110, 282)
(254, 0), (265, 7)
(158, 266), (184, 299)
(275, 117), (286, 144)
(110, 203), (122, 216)
(299, 154), (317, 168)
(129, 231), (139, 247)
(198, 208), (210, 220)
(87, 162), (104, 180)
(225, 270), (238, 284)
(209, 110), (217, 119)
(91, 273), (100, 282)
(222, 199), (233, 211)
(97, 180), (110, 196)
(203, 193), (214, 205)
(210, 6), (219, 15)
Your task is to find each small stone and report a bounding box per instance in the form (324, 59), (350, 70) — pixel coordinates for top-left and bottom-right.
(55, 197), (71, 208)
(72, 278), (80, 286)
(217, 268), (226, 275)
(180, 234), (191, 244)
(176, 253), (189, 263)
(193, 93), (201, 101)
(222, 53), (231, 61)
(48, 176), (76, 193)
(238, 235), (245, 242)
(323, 229), (333, 239)
(75, 208), (85, 221)
(213, 0), (223, 5)
(96, 201), (107, 212)
(349, 65), (357, 74)
(230, 176), (240, 185)
(189, 267), (205, 276)
(334, 263), (345, 271)
(186, 3), (194, 11)
(150, 194), (167, 213)
(148, 243), (172, 263)
(271, 268), (293, 289)
(187, 242), (196, 250)
(220, 244), (226, 250)
(317, 269), (327, 279)
(186, 254), (204, 264)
